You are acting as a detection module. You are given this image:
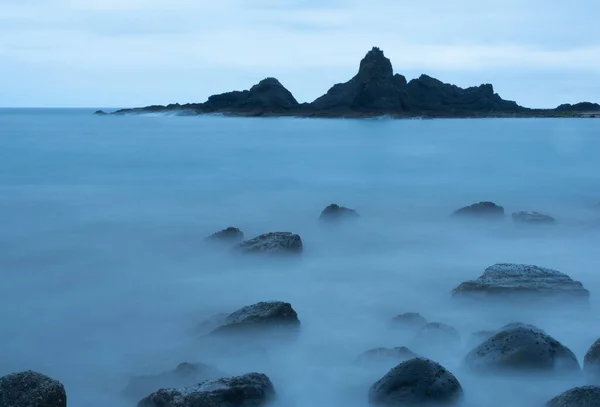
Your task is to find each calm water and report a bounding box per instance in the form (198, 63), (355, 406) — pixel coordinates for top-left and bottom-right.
(1, 109), (600, 407)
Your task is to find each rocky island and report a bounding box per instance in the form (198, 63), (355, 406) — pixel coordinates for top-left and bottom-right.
(108, 47), (599, 119)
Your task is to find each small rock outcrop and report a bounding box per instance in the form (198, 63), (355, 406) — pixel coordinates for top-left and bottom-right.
(465, 325), (580, 374)
(391, 312), (428, 330)
(452, 263), (589, 303)
(512, 211), (556, 224)
(235, 232), (303, 255)
(210, 301), (300, 336)
(452, 201), (505, 218)
(368, 358), (463, 407)
(138, 372), (275, 407)
(584, 338), (600, 380)
(319, 204), (359, 222)
(94, 109), (107, 115)
(123, 362), (224, 400)
(547, 386), (600, 407)
(356, 347), (420, 366)
(556, 102), (600, 112)
(414, 322), (461, 348)
(0, 371), (67, 407)
(206, 227), (244, 243)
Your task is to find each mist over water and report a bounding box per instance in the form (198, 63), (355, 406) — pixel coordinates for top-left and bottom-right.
(1, 109), (600, 407)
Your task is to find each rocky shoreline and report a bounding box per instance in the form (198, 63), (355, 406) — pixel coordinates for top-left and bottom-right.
(96, 47), (600, 119)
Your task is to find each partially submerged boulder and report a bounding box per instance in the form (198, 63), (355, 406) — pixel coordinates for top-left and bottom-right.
(0, 370), (67, 407)
(414, 322), (461, 348)
(123, 362), (224, 400)
(512, 211), (556, 224)
(210, 301), (300, 336)
(138, 372), (275, 407)
(234, 232), (303, 255)
(584, 338), (600, 380)
(356, 347), (419, 366)
(547, 386), (600, 407)
(206, 227), (244, 243)
(319, 204), (359, 222)
(452, 263), (589, 303)
(390, 313), (428, 330)
(368, 358), (463, 407)
(465, 325), (580, 374)
(94, 109), (107, 115)
(452, 201), (504, 219)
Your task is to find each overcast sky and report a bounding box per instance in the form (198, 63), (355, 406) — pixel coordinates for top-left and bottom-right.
(1, 0), (599, 108)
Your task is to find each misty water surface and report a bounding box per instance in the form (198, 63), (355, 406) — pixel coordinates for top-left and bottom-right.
(1, 109), (599, 407)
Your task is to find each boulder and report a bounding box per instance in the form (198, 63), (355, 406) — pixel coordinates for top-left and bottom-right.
(123, 362), (224, 400)
(547, 386), (600, 407)
(234, 232), (303, 255)
(390, 312), (428, 330)
(512, 211), (556, 224)
(210, 301), (300, 336)
(452, 263), (589, 303)
(138, 372), (275, 407)
(414, 322), (461, 348)
(206, 227), (244, 243)
(452, 201), (504, 218)
(0, 370), (67, 407)
(584, 338), (600, 380)
(356, 347), (420, 366)
(368, 358), (463, 407)
(465, 325), (580, 374)
(319, 204), (359, 222)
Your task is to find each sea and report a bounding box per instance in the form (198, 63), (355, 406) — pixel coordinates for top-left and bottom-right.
(1, 108), (600, 407)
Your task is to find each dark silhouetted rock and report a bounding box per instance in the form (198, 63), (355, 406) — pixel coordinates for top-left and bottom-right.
(206, 227), (244, 243)
(357, 347), (419, 367)
(123, 362), (224, 401)
(0, 371), (67, 407)
(556, 102), (600, 112)
(94, 109), (107, 115)
(138, 372), (275, 407)
(465, 325), (580, 374)
(452, 201), (505, 218)
(369, 358), (463, 407)
(210, 301), (300, 336)
(512, 211), (556, 224)
(584, 338), (600, 381)
(547, 386), (600, 407)
(414, 322), (461, 348)
(390, 313), (428, 330)
(452, 263), (589, 303)
(235, 232), (303, 255)
(319, 204), (359, 221)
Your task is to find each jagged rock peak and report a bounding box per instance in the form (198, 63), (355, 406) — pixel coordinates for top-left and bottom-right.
(357, 46), (393, 79)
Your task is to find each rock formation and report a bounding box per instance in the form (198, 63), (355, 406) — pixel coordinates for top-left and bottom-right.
(547, 386), (600, 407)
(235, 232), (303, 255)
(319, 203), (359, 222)
(0, 371), (67, 407)
(452, 201), (505, 218)
(210, 301), (300, 336)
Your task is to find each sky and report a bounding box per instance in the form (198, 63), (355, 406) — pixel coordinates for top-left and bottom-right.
(1, 0), (599, 108)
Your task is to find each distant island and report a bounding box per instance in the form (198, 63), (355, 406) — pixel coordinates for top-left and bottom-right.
(98, 47), (600, 119)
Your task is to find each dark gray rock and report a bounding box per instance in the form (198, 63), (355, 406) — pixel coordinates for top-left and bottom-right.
(452, 201), (505, 218)
(547, 386), (600, 407)
(235, 232), (303, 255)
(138, 372), (275, 407)
(357, 347), (419, 367)
(452, 263), (589, 303)
(319, 204), (359, 221)
(94, 109), (107, 115)
(0, 370), (67, 407)
(368, 358), (463, 407)
(124, 362), (224, 400)
(584, 338), (600, 380)
(512, 211), (556, 224)
(465, 325), (580, 374)
(414, 323), (461, 348)
(556, 102), (600, 112)
(206, 227), (244, 243)
(210, 301), (300, 336)
(391, 313), (428, 330)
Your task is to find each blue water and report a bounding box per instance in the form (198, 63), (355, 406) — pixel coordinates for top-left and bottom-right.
(1, 109), (600, 407)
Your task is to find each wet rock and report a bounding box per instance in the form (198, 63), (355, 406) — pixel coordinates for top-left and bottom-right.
(414, 322), (461, 348)
(138, 372), (275, 407)
(235, 232), (303, 255)
(94, 109), (107, 115)
(124, 362), (224, 400)
(512, 211), (556, 224)
(210, 301), (300, 336)
(368, 358), (463, 407)
(452, 201), (505, 218)
(584, 338), (600, 381)
(391, 312), (428, 330)
(319, 204), (359, 222)
(0, 370), (67, 407)
(547, 386), (600, 407)
(465, 325), (580, 374)
(206, 227), (244, 243)
(356, 347), (420, 367)
(452, 263), (589, 303)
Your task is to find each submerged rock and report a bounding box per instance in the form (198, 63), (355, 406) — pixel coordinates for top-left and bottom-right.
(452, 201), (505, 218)
(94, 109), (107, 115)
(235, 232), (303, 255)
(206, 227), (244, 243)
(138, 372), (275, 407)
(124, 362), (224, 400)
(368, 358), (463, 407)
(547, 386), (600, 407)
(512, 211), (556, 224)
(0, 370), (67, 407)
(319, 204), (359, 222)
(452, 263), (589, 303)
(584, 338), (600, 381)
(356, 347), (420, 366)
(210, 301), (300, 336)
(465, 325), (580, 374)
(391, 312), (428, 330)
